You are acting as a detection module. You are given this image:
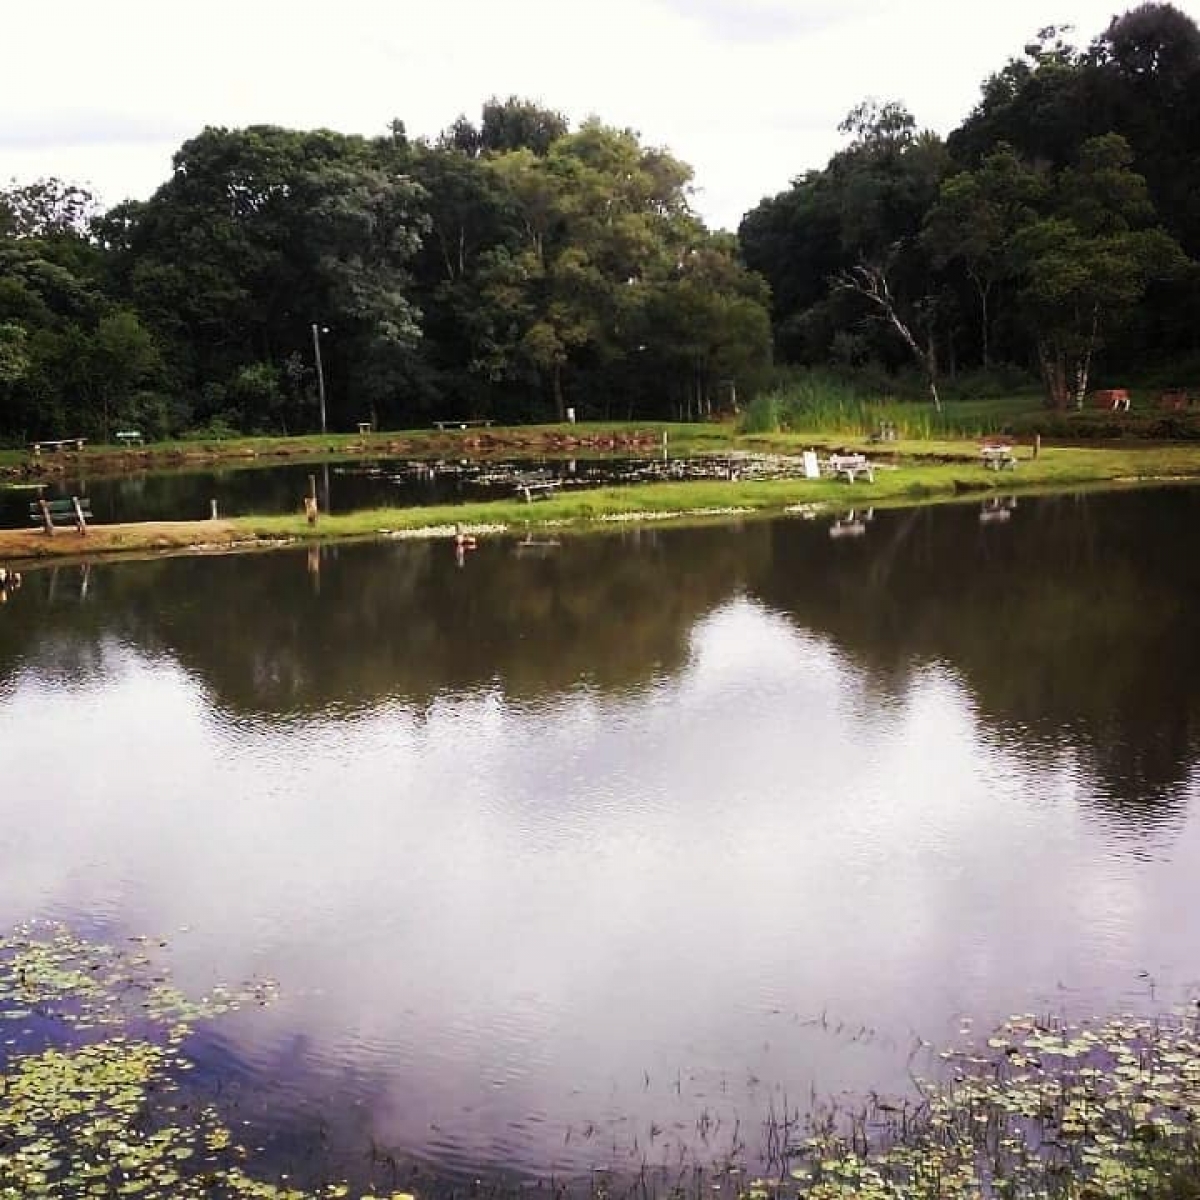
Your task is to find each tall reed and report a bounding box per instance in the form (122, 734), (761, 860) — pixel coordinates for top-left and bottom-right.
(739, 372), (1012, 440)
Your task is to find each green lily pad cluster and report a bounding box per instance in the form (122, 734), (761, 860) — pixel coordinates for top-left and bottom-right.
(0, 923), (379, 1200)
(758, 1009), (1200, 1200)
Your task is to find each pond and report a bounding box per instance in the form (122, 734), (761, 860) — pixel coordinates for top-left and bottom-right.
(0, 452), (746, 527)
(1, 487), (1199, 1193)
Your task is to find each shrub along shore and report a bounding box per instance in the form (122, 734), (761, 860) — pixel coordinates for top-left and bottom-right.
(4, 424), (1200, 564)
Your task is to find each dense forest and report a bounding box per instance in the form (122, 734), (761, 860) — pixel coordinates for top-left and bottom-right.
(1, 2), (1199, 442)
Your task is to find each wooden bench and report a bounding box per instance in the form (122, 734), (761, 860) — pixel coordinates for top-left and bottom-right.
(433, 418), (494, 432)
(30, 437), (86, 455)
(980, 442), (1018, 471)
(826, 453), (875, 483)
(29, 496), (92, 535)
(114, 430), (144, 446)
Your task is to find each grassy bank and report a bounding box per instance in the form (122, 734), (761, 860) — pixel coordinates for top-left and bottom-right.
(6, 395), (1200, 486)
(0, 422), (730, 481)
(235, 441), (1200, 540)
(4, 439), (1200, 564)
(741, 370), (1200, 442)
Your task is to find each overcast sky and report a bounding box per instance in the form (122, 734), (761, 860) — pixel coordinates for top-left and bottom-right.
(5, 0), (1196, 231)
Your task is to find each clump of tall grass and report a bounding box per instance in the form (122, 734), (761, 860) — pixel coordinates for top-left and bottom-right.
(738, 370), (1016, 440)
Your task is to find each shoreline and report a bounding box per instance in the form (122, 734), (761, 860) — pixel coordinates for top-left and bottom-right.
(3, 442), (1200, 566)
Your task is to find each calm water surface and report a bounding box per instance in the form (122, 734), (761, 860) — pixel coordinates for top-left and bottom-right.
(0, 455), (678, 526)
(1, 488), (1199, 1190)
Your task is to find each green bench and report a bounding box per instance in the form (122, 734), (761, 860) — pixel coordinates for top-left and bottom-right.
(29, 496), (92, 535)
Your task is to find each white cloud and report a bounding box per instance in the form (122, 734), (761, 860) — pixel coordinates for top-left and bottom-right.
(3, 0), (1196, 228)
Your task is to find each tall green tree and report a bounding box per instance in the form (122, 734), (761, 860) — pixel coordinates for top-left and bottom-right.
(1012, 135), (1186, 406)
(103, 126), (427, 431)
(923, 143), (1047, 367)
(741, 102), (948, 373)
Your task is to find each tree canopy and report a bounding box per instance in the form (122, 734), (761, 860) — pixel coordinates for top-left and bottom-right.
(1, 97), (771, 441)
(6, 8), (1200, 442)
(740, 2), (1200, 406)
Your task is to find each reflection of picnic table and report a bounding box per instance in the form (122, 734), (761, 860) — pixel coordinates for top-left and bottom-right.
(980, 442), (1017, 471)
(829, 507), (873, 539)
(980, 496), (1018, 524)
(826, 453), (875, 483)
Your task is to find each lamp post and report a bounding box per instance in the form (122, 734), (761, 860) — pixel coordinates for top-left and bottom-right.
(311, 323), (330, 434)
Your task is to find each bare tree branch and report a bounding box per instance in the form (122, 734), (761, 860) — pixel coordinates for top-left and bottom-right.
(831, 263), (941, 411)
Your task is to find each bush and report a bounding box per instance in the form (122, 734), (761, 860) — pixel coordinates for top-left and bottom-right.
(738, 391), (782, 433)
(180, 415), (242, 442)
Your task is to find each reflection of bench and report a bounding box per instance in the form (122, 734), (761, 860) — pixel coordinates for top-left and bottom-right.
(980, 496), (1017, 524)
(29, 496), (92, 535)
(115, 430), (143, 446)
(826, 453), (874, 483)
(830, 507), (874, 539)
(433, 418), (494, 431)
(981, 443), (1017, 470)
(515, 478), (562, 502)
(30, 438), (86, 455)
(1090, 388), (1131, 412)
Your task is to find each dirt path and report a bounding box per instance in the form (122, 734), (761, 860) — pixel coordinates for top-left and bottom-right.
(0, 520), (256, 564)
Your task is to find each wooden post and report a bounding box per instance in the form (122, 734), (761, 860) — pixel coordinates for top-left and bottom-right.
(72, 496), (87, 535)
(1033, 433), (1041, 460)
(304, 496), (319, 525)
(210, 498), (219, 520)
(39, 498), (54, 536)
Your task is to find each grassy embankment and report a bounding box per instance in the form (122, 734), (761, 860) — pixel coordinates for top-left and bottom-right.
(0, 422), (723, 480)
(5, 397), (1200, 563)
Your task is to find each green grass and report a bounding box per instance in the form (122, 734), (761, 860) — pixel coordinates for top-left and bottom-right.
(225, 441), (1200, 545)
(0, 421), (735, 475)
(741, 374), (1051, 440)
(6, 401), (1200, 482)
(6, 426), (1200, 563)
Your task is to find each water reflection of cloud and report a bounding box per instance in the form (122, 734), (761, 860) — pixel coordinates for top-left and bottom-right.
(0, 600), (1197, 1178)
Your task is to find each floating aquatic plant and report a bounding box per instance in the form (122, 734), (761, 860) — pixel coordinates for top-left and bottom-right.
(757, 1008), (1200, 1200)
(0, 922), (389, 1200)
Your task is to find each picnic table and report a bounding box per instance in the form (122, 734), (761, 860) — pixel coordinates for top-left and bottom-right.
(826, 453), (875, 483)
(433, 418), (494, 432)
(515, 477), (562, 503)
(115, 430), (143, 447)
(980, 442), (1017, 470)
(30, 438), (86, 455)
